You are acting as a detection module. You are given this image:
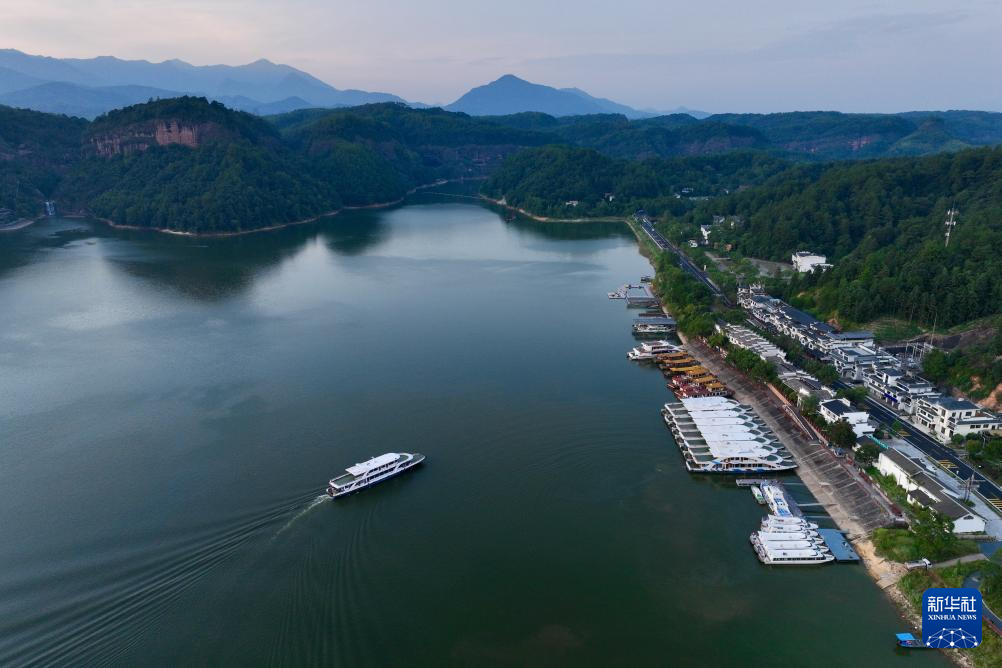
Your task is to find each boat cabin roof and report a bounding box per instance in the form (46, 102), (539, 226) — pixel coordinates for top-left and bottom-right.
(347, 452), (400, 476)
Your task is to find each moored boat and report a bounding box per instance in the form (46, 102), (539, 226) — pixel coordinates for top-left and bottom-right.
(751, 485), (766, 504)
(896, 633), (930, 649)
(627, 340), (681, 361)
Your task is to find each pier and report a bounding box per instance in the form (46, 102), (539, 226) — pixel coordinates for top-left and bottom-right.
(818, 529), (861, 562)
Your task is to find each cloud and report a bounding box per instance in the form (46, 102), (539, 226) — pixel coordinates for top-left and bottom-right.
(753, 11), (971, 61)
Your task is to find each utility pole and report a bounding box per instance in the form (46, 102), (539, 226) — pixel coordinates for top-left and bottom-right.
(944, 206), (958, 247)
(963, 473), (976, 503)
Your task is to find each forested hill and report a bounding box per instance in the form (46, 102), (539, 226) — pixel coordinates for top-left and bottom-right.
(679, 147), (1002, 329)
(57, 97), (341, 233)
(3, 98), (557, 232)
(482, 145), (792, 217)
(0, 106), (86, 219)
(483, 109), (1002, 161)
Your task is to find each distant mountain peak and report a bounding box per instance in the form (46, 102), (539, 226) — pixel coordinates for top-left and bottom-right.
(446, 74), (651, 119)
(0, 49), (406, 117)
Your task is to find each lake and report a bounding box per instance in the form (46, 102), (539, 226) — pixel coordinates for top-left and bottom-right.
(0, 198), (942, 666)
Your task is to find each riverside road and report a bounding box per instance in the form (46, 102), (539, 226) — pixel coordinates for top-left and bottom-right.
(638, 213), (1002, 512)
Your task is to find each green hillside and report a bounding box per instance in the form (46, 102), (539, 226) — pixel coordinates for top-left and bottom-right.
(482, 145), (791, 217)
(0, 105), (86, 218)
(676, 147), (1002, 328)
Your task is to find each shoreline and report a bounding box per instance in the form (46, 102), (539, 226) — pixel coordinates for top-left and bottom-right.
(629, 220), (970, 666)
(82, 178), (476, 238)
(479, 195), (627, 224)
(0, 214), (47, 233)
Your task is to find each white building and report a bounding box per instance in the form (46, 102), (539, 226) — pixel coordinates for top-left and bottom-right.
(818, 398), (874, 437)
(723, 324), (786, 362)
(863, 368), (940, 416)
(700, 224), (713, 244)
(876, 449), (986, 534)
(791, 251), (831, 273)
(914, 396), (1002, 441)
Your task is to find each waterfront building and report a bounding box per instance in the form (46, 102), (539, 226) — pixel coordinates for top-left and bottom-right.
(722, 324), (786, 362)
(876, 448), (987, 534)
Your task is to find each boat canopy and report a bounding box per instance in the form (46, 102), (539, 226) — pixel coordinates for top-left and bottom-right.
(347, 453), (400, 476)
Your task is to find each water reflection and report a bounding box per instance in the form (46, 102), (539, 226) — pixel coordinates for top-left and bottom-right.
(0, 213), (392, 301)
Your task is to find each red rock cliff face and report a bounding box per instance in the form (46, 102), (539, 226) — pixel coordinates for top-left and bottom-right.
(89, 120), (224, 157)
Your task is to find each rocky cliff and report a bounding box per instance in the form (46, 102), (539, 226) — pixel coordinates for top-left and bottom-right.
(88, 120), (227, 157)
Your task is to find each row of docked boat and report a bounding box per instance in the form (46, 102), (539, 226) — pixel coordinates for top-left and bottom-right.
(751, 515), (834, 565)
(662, 397), (797, 473)
(627, 343), (733, 398)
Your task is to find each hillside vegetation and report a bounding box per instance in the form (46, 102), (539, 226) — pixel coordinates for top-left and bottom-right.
(0, 105), (86, 218)
(681, 147), (1002, 329)
(482, 145), (791, 217)
(19, 98), (553, 232)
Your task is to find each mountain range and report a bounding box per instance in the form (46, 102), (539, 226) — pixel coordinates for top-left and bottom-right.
(0, 50), (696, 120)
(0, 49), (405, 119)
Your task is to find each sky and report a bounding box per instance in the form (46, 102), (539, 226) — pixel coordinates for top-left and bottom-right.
(1, 0), (1000, 113)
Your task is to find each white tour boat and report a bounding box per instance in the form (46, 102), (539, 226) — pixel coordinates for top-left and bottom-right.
(627, 340), (680, 361)
(750, 533), (835, 565)
(327, 452), (424, 498)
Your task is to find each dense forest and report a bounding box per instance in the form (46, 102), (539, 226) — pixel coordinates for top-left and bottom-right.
(485, 109), (1002, 161)
(21, 98), (554, 232)
(482, 145), (791, 217)
(673, 147), (1002, 329)
(0, 105), (86, 219)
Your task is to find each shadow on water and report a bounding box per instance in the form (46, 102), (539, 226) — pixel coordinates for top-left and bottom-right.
(0, 214), (390, 301)
(504, 215), (632, 243)
(319, 211), (389, 256)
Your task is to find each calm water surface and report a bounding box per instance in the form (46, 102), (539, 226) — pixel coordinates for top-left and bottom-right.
(0, 200), (943, 666)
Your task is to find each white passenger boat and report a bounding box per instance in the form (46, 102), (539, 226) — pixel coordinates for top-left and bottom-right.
(633, 323), (674, 335)
(760, 516), (820, 531)
(627, 340), (680, 361)
(756, 530), (825, 543)
(750, 534), (835, 565)
(327, 452), (424, 498)
(750, 485), (766, 504)
(754, 537), (829, 552)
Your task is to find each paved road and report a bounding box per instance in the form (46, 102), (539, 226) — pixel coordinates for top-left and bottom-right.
(634, 212), (1002, 512)
(841, 382), (1002, 505)
(964, 572), (1002, 634)
(636, 216), (732, 306)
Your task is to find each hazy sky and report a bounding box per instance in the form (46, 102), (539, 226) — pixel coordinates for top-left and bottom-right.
(2, 0), (1000, 112)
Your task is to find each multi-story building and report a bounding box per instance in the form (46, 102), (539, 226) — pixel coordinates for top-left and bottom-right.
(818, 398), (874, 437)
(914, 396), (1002, 441)
(737, 286), (871, 357)
(722, 324), (786, 362)
(862, 368), (940, 416)
(876, 448), (986, 534)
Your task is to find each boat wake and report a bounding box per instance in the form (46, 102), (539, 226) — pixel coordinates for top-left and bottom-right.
(274, 495), (330, 538)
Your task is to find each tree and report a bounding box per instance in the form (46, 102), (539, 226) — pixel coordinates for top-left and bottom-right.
(910, 506), (957, 559)
(837, 385), (867, 407)
(922, 349), (950, 382)
(828, 419), (858, 450)
(855, 442), (880, 467)
(801, 395), (820, 417)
